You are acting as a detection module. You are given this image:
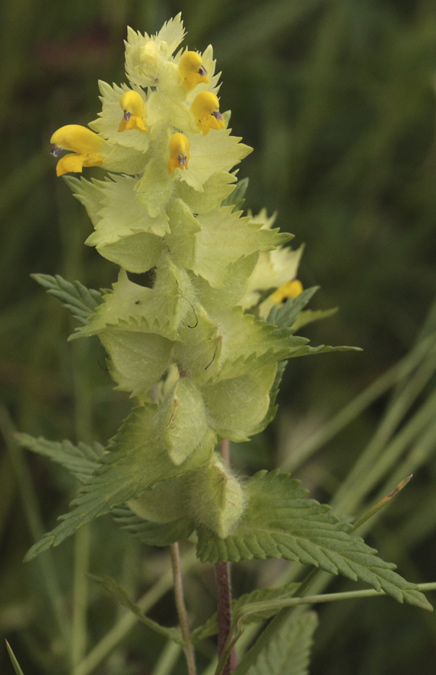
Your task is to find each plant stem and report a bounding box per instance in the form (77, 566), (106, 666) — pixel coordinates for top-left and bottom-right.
(74, 548), (197, 675)
(220, 437), (230, 465)
(169, 542), (197, 675)
(236, 582), (436, 616)
(215, 438), (237, 674)
(215, 561), (237, 674)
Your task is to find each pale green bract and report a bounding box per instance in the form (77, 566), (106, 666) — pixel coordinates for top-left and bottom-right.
(21, 16), (431, 619)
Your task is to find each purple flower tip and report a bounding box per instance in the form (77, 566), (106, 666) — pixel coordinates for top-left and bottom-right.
(50, 144), (63, 157)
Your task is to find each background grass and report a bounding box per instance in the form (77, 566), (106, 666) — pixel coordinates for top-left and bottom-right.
(1, 1), (436, 673)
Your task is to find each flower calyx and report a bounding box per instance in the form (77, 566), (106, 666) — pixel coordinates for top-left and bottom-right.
(118, 90), (147, 132)
(50, 125), (107, 176)
(191, 91), (225, 135)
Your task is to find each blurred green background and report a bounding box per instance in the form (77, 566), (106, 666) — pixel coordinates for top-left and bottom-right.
(2, 0), (436, 673)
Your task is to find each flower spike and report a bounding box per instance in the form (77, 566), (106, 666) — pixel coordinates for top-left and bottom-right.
(50, 125), (106, 176)
(118, 90), (147, 132)
(178, 51), (209, 90)
(168, 133), (190, 174)
(191, 91), (225, 135)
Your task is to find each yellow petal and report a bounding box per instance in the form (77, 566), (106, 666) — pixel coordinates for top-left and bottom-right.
(168, 133), (190, 174)
(118, 116), (147, 133)
(270, 280), (303, 304)
(118, 90), (147, 133)
(50, 125), (107, 176)
(50, 124), (106, 155)
(178, 51), (209, 90)
(191, 92), (225, 135)
(55, 153), (103, 177)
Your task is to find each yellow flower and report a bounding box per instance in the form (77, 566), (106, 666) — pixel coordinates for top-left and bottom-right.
(50, 125), (106, 176)
(118, 90), (147, 132)
(191, 92), (225, 135)
(168, 132), (190, 174)
(178, 51), (209, 90)
(270, 279), (303, 304)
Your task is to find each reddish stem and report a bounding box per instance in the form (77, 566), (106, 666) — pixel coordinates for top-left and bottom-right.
(216, 438), (237, 673)
(215, 561), (237, 674)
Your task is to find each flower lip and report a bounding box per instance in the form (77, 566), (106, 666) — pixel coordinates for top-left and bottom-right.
(212, 110), (224, 121)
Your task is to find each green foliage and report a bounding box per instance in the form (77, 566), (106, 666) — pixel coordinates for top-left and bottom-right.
(23, 404), (215, 561)
(31, 273), (102, 325)
(111, 505), (195, 546)
(196, 471), (431, 611)
(88, 574), (185, 646)
(221, 177), (249, 212)
(244, 612), (318, 675)
(15, 433), (104, 484)
(192, 581), (300, 642)
(5, 641), (25, 675)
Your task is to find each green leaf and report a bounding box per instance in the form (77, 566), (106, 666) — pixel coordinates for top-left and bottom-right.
(267, 287), (319, 331)
(291, 307), (338, 333)
(161, 379), (211, 465)
(221, 177), (249, 212)
(165, 198), (200, 271)
(233, 582), (301, 625)
(202, 307), (298, 384)
(202, 364), (277, 441)
(15, 433), (104, 484)
(5, 641), (25, 675)
(179, 129), (252, 192)
(173, 306), (223, 381)
(31, 273), (101, 325)
(176, 171), (236, 214)
(248, 359), (287, 437)
(74, 260), (197, 342)
(195, 253), (259, 309)
(24, 404), (215, 561)
(290, 344), (362, 358)
(196, 471), (432, 611)
(244, 612), (318, 675)
(192, 581), (300, 642)
(100, 328), (172, 396)
(88, 574), (185, 645)
(267, 288), (355, 354)
(193, 206), (290, 289)
(175, 305), (297, 390)
(135, 153), (174, 219)
(97, 231), (164, 274)
(112, 505), (195, 546)
(67, 173), (169, 247)
(102, 143), (149, 175)
(187, 456), (245, 537)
